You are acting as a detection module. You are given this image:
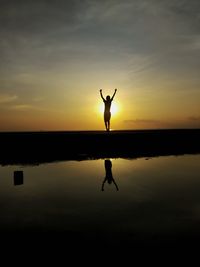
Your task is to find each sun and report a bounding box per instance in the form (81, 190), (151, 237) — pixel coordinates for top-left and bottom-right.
(98, 102), (120, 116)
(111, 102), (119, 116)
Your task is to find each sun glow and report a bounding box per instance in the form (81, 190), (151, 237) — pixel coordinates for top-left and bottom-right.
(98, 102), (120, 116)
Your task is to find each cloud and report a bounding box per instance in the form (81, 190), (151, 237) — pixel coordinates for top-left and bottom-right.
(8, 103), (51, 112)
(9, 104), (34, 110)
(124, 119), (161, 124)
(123, 119), (176, 129)
(191, 35), (200, 50)
(1, 0), (200, 76)
(0, 94), (18, 103)
(32, 97), (44, 102)
(124, 117), (200, 129)
(188, 116), (200, 121)
(0, 0), (84, 35)
(8, 104), (49, 111)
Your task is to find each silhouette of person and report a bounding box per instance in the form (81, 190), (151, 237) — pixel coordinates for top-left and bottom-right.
(101, 159), (119, 191)
(100, 88), (117, 131)
(13, 170), (24, 186)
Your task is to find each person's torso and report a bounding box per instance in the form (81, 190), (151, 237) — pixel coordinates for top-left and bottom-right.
(104, 100), (111, 112)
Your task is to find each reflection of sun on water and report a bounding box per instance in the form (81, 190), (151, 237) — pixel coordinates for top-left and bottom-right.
(98, 102), (119, 116)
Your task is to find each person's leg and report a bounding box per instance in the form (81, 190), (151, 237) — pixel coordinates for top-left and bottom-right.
(108, 120), (110, 131)
(104, 113), (108, 131)
(104, 118), (108, 131)
(107, 113), (111, 131)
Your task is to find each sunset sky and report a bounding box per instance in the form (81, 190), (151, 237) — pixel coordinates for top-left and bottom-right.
(0, 0), (200, 131)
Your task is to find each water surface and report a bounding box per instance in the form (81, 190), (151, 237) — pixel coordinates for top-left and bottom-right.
(0, 154), (200, 245)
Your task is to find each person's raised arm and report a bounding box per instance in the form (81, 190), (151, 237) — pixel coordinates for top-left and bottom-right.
(112, 178), (119, 191)
(111, 88), (117, 101)
(101, 178), (106, 191)
(100, 89), (105, 101)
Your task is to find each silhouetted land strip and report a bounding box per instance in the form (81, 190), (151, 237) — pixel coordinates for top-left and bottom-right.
(0, 129), (200, 165)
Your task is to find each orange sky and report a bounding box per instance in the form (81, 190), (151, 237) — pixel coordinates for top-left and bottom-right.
(0, 0), (200, 131)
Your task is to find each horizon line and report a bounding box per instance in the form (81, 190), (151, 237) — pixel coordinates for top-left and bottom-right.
(0, 128), (200, 134)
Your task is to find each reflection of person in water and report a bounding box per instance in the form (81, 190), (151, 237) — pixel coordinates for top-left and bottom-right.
(100, 88), (117, 132)
(101, 159), (119, 191)
(13, 170), (24, 186)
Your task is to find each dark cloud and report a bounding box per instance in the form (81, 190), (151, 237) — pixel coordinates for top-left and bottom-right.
(1, 0), (199, 45)
(188, 116), (200, 121)
(124, 118), (200, 129)
(0, 0), (84, 34)
(124, 119), (161, 124)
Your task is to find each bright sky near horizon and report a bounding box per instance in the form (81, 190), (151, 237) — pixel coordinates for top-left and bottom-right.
(0, 0), (200, 131)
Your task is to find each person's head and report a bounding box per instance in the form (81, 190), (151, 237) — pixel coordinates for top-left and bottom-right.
(106, 95), (110, 101)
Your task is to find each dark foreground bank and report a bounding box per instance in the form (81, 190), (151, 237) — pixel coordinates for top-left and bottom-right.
(0, 129), (200, 165)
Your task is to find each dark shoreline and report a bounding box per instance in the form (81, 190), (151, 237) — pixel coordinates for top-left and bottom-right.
(0, 129), (200, 165)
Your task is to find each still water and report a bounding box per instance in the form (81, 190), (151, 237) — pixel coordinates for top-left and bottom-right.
(0, 154), (200, 245)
